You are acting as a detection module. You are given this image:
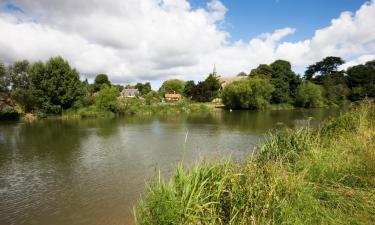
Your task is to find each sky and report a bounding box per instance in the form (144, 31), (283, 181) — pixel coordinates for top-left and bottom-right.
(0, 0), (374, 88)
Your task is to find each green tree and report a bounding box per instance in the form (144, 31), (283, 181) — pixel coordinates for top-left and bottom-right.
(222, 77), (274, 109)
(135, 82), (152, 96)
(95, 84), (120, 111)
(270, 60), (301, 103)
(7, 60), (30, 90)
(295, 81), (324, 108)
(159, 79), (185, 95)
(29, 57), (83, 113)
(0, 62), (8, 94)
(347, 60), (375, 100)
(183, 80), (196, 97)
(204, 74), (221, 101)
(94, 74), (111, 91)
(249, 64), (272, 78)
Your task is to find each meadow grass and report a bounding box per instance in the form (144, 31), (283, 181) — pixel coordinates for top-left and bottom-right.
(134, 101), (375, 225)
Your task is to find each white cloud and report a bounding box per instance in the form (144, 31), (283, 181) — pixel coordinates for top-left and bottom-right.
(0, 0), (375, 87)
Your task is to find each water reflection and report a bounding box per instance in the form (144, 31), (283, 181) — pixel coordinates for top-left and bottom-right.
(0, 108), (342, 225)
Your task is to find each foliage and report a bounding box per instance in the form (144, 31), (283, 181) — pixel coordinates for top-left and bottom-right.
(249, 64), (273, 78)
(295, 81), (324, 108)
(304, 56), (345, 81)
(222, 77), (274, 109)
(95, 84), (120, 112)
(135, 82), (152, 96)
(183, 80), (195, 97)
(0, 105), (20, 120)
(94, 74), (111, 92)
(159, 79), (185, 95)
(0, 62), (8, 93)
(136, 102), (375, 225)
(347, 60), (375, 100)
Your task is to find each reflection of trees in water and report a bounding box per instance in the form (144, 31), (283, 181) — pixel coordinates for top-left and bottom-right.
(11, 120), (90, 164)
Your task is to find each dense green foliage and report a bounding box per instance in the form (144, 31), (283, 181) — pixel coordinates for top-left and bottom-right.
(94, 74), (111, 91)
(95, 84), (120, 112)
(159, 79), (185, 95)
(295, 81), (324, 108)
(1, 55), (374, 120)
(222, 77), (274, 109)
(135, 82), (152, 96)
(136, 102), (375, 225)
(184, 74), (222, 102)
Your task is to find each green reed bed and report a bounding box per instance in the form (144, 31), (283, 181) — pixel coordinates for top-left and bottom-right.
(135, 101), (375, 225)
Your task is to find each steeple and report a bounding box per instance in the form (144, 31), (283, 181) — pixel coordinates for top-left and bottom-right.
(213, 64), (217, 77)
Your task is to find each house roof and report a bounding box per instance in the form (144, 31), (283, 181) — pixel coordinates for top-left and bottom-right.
(122, 88), (138, 96)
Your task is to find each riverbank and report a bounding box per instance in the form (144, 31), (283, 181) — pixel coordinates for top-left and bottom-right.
(135, 101), (375, 224)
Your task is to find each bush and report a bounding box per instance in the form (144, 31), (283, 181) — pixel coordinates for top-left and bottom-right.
(95, 84), (120, 112)
(222, 77), (274, 109)
(0, 105), (20, 120)
(295, 81), (324, 108)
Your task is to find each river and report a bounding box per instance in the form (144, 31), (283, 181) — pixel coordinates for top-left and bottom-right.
(0, 108), (341, 225)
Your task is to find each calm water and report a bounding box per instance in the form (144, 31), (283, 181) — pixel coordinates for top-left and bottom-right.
(0, 108), (341, 225)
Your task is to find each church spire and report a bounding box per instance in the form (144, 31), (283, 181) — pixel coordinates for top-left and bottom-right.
(213, 64), (217, 77)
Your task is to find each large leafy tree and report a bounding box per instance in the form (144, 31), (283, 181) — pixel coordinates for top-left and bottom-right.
(0, 62), (8, 94)
(135, 82), (152, 96)
(249, 64), (272, 78)
(204, 74), (221, 101)
(346, 60), (375, 100)
(30, 57), (83, 113)
(159, 79), (185, 95)
(94, 74), (111, 91)
(183, 80), (196, 97)
(222, 77), (274, 109)
(95, 84), (120, 112)
(304, 56), (348, 104)
(295, 81), (324, 108)
(269, 60), (301, 103)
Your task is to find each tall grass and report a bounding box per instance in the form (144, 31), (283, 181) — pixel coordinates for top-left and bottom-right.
(135, 101), (375, 225)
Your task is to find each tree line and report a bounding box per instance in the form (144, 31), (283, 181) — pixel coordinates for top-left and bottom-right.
(0, 56), (374, 119)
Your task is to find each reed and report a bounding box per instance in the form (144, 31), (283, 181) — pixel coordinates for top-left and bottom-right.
(135, 101), (375, 225)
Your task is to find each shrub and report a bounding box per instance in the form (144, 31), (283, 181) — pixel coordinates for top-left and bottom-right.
(295, 81), (324, 108)
(222, 77), (274, 109)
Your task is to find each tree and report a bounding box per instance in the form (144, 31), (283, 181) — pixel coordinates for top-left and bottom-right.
(159, 79), (185, 95)
(191, 81), (211, 102)
(29, 57), (83, 113)
(7, 60), (30, 90)
(249, 64), (272, 78)
(237, 72), (248, 77)
(0, 62), (9, 94)
(222, 77), (274, 109)
(204, 74), (221, 101)
(135, 82), (152, 96)
(183, 80), (196, 97)
(295, 81), (324, 108)
(95, 84), (120, 111)
(347, 60), (375, 100)
(304, 56), (345, 81)
(94, 74), (111, 91)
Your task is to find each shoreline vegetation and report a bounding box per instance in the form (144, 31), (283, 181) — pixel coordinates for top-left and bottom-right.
(1, 56), (374, 121)
(134, 101), (375, 225)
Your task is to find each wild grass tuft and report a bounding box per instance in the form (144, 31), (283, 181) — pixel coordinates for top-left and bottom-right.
(135, 100), (375, 225)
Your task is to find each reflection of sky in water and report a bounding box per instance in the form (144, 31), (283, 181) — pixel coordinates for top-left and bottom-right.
(0, 108), (342, 225)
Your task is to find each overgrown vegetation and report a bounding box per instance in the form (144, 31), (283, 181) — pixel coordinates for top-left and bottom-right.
(135, 101), (375, 225)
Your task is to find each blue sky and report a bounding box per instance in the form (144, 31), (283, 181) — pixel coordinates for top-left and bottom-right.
(190, 0), (367, 42)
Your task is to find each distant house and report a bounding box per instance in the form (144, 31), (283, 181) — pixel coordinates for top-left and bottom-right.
(165, 93), (182, 102)
(121, 88), (139, 98)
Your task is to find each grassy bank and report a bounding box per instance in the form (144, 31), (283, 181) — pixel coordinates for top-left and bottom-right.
(135, 101), (375, 225)
(61, 101), (215, 119)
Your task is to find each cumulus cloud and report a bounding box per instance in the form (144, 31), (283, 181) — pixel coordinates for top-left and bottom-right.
(0, 0), (374, 86)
